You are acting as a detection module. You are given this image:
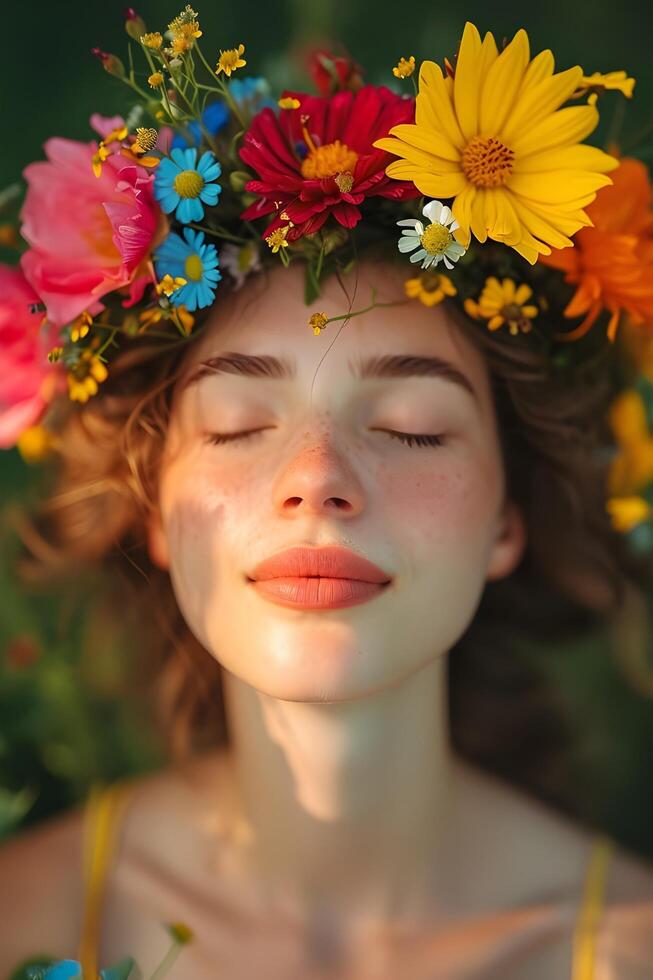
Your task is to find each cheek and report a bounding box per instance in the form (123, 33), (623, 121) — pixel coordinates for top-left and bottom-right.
(377, 449), (502, 556)
(160, 473), (229, 641)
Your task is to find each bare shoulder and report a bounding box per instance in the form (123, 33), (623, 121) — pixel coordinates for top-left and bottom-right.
(450, 757), (653, 914)
(117, 749), (235, 864)
(0, 802), (87, 974)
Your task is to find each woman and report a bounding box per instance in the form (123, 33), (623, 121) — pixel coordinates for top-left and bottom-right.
(2, 12), (653, 977)
(2, 253), (653, 979)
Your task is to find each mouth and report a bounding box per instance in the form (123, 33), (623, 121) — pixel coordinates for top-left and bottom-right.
(246, 575), (392, 610)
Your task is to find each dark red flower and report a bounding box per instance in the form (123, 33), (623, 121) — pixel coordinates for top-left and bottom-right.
(239, 85), (420, 242)
(308, 48), (364, 97)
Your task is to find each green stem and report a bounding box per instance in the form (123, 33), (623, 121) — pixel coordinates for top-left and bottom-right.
(194, 40), (248, 129)
(185, 221), (248, 244)
(193, 39), (224, 86)
(315, 238), (326, 280)
(146, 939), (183, 980)
(92, 321), (191, 342)
(216, 77), (248, 130)
(323, 297), (410, 324)
(167, 74), (218, 152)
(120, 76), (153, 102)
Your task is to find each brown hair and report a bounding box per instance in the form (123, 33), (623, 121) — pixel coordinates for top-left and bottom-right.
(9, 253), (653, 819)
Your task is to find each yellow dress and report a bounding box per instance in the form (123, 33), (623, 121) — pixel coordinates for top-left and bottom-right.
(77, 780), (614, 979)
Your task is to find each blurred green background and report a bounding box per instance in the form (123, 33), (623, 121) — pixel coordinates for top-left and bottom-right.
(2, 0), (653, 855)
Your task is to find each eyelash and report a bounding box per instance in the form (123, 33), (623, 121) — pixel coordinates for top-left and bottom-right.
(204, 429), (444, 449)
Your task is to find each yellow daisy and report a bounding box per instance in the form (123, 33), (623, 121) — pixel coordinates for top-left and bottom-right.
(215, 44), (246, 78)
(373, 22), (619, 264)
(405, 271), (457, 307)
(606, 496), (652, 534)
(16, 424), (59, 464)
(464, 276), (538, 335)
(309, 312), (329, 335)
(67, 350), (108, 403)
(607, 389), (653, 496)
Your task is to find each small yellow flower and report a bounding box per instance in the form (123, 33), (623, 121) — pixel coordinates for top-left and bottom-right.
(70, 311), (93, 343)
(309, 312), (329, 335)
(120, 141), (161, 168)
(91, 143), (112, 178)
(156, 274), (188, 297)
(463, 277), (538, 336)
(16, 424), (58, 464)
(575, 70), (636, 99)
(606, 495), (652, 533)
(278, 96), (301, 110)
(104, 125), (129, 144)
(67, 350), (109, 403)
(392, 56), (415, 79)
(167, 922), (195, 944)
(168, 5), (201, 44)
(405, 271), (457, 308)
(609, 390), (649, 448)
(148, 71), (165, 88)
(141, 32), (163, 50)
(172, 305), (195, 335)
(607, 389), (653, 496)
(265, 226), (289, 253)
(135, 127), (158, 151)
(138, 307), (164, 331)
(171, 35), (192, 54)
(215, 43), (246, 77)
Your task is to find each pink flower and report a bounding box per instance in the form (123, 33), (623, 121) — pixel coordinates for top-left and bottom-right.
(19, 115), (165, 326)
(0, 264), (65, 448)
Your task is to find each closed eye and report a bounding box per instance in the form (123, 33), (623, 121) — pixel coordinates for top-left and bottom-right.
(204, 429), (444, 448)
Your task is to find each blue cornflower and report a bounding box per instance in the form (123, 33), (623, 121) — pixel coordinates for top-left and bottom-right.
(42, 958), (134, 979)
(154, 227), (221, 312)
(171, 100), (230, 150)
(153, 147), (221, 224)
(229, 76), (278, 113)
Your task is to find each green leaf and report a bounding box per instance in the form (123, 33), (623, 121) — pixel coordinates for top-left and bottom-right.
(101, 956), (138, 980)
(8, 956), (57, 980)
(304, 262), (321, 305)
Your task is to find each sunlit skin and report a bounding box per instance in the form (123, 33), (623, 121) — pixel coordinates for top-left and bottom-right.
(146, 256), (527, 960)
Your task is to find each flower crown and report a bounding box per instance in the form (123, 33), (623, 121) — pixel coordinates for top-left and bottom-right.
(3, 7), (653, 544)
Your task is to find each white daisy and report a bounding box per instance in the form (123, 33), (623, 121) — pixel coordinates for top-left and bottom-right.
(397, 200), (468, 271)
(220, 240), (262, 289)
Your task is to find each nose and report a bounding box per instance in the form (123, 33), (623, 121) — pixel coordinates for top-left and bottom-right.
(271, 435), (366, 517)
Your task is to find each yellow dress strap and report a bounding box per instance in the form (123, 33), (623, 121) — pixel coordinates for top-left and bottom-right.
(571, 833), (614, 980)
(78, 778), (136, 979)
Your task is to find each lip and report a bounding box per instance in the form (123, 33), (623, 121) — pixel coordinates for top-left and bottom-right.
(247, 545), (392, 584)
(248, 577), (389, 610)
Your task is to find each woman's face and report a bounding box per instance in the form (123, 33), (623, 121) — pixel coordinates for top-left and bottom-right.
(148, 259), (525, 701)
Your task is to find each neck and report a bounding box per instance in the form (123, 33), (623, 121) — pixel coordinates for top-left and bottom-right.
(217, 654), (460, 941)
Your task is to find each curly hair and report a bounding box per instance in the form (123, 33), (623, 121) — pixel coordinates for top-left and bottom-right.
(9, 251), (653, 824)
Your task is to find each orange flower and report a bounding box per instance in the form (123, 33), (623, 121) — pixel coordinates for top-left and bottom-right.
(540, 156), (653, 343)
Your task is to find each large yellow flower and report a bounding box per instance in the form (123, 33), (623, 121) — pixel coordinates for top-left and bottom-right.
(373, 22), (620, 264)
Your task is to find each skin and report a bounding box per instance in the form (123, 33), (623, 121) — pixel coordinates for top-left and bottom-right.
(3, 257), (653, 978)
(146, 255), (527, 955)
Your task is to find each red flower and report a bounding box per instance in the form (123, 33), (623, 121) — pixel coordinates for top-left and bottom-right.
(239, 85), (421, 242)
(308, 49), (364, 97)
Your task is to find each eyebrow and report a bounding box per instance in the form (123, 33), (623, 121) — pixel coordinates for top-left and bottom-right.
(180, 352), (479, 404)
